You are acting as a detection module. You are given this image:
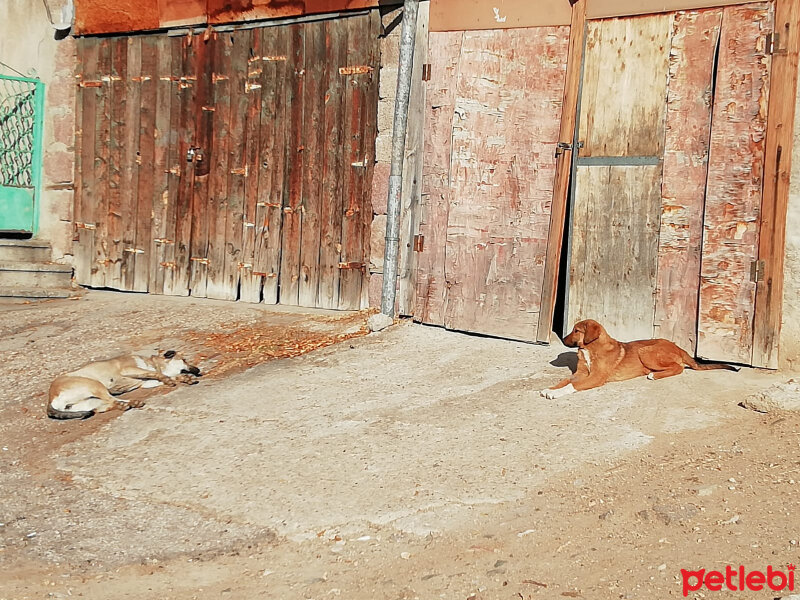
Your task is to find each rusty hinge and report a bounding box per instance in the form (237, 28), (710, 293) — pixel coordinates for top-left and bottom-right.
(422, 63), (431, 81)
(750, 259), (765, 283)
(413, 234), (424, 252)
(338, 261), (366, 270)
(766, 31), (786, 55)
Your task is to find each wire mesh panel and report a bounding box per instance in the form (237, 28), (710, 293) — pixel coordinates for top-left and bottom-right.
(0, 75), (42, 233)
(0, 77), (36, 187)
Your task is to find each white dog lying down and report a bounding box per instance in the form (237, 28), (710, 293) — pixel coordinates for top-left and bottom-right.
(47, 350), (201, 420)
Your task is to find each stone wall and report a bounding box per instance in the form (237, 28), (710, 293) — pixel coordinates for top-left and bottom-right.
(0, 0), (76, 262)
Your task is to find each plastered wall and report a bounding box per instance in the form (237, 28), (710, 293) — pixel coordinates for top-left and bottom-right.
(0, 0), (76, 262)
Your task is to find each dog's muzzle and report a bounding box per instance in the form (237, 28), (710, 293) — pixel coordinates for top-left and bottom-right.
(185, 366), (201, 376)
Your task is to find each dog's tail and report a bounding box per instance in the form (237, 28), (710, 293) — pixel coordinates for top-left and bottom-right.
(681, 350), (740, 372)
(47, 404), (95, 420)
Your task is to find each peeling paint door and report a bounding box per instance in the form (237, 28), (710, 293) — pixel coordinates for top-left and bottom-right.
(415, 26), (570, 342)
(697, 3), (773, 364)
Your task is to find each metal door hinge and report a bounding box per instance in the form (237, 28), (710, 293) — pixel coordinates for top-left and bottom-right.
(555, 141), (582, 158)
(750, 259), (765, 283)
(766, 31), (786, 55)
(413, 234), (424, 252)
(422, 64), (431, 81)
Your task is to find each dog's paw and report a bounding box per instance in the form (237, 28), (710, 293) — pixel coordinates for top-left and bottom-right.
(176, 374), (198, 385)
(164, 378), (177, 387)
(128, 398), (146, 409)
(647, 372), (655, 380)
(540, 384), (576, 399)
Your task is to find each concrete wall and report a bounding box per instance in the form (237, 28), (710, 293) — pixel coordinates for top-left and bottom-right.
(779, 60), (800, 371)
(0, 0), (76, 262)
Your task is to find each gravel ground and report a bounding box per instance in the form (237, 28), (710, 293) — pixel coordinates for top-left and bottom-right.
(0, 290), (796, 600)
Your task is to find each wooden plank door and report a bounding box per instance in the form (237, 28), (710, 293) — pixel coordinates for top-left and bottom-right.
(74, 13), (379, 309)
(415, 26), (570, 342)
(567, 14), (674, 343)
(697, 2), (773, 363)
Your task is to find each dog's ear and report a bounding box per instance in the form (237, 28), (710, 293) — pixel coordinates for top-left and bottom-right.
(582, 321), (603, 345)
(163, 350), (176, 359)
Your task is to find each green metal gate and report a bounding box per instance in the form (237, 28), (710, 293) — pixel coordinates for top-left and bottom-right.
(0, 75), (44, 234)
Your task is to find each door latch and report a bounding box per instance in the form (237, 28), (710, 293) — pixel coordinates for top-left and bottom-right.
(186, 146), (204, 163)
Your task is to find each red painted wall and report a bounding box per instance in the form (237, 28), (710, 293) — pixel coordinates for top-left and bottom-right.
(74, 0), (381, 35)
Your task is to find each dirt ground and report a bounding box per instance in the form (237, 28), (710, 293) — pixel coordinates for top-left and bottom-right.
(1, 291), (799, 600)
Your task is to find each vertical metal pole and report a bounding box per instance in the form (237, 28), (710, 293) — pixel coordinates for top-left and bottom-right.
(380, 0), (420, 317)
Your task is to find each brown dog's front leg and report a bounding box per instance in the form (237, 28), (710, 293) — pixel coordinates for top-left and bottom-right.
(548, 378), (572, 390)
(570, 373), (608, 392)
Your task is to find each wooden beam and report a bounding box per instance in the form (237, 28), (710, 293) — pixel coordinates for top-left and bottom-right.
(752, 0), (800, 368)
(537, 0), (586, 344)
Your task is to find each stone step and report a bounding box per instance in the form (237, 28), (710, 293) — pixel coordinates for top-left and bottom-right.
(0, 239), (52, 262)
(0, 260), (73, 289)
(0, 286), (73, 300)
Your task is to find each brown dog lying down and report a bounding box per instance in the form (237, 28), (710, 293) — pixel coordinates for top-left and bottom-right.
(541, 319), (739, 399)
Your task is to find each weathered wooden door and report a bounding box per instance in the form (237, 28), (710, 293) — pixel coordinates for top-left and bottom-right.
(566, 4), (772, 363)
(567, 14), (676, 343)
(697, 3), (773, 363)
(415, 26), (570, 342)
(74, 13), (379, 309)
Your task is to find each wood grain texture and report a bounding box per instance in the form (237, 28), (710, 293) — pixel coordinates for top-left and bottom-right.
(698, 2), (773, 363)
(337, 14), (370, 310)
(298, 20), (326, 307)
(205, 32), (233, 300)
(161, 35), (186, 296)
(752, 0), (800, 368)
(414, 31), (462, 326)
(278, 23), (306, 306)
(91, 38), (113, 288)
(316, 18), (347, 309)
(133, 35), (158, 292)
(171, 33), (198, 297)
(567, 13), (673, 342)
(220, 30), (250, 301)
(396, 1), (429, 316)
(120, 36), (142, 291)
(537, 0), (587, 342)
(150, 35), (174, 294)
(357, 11), (381, 310)
(653, 8), (721, 353)
(579, 14), (672, 158)
(255, 25), (289, 305)
(74, 38), (99, 286)
(238, 28), (265, 304)
(188, 35), (214, 298)
(568, 165), (663, 342)
(443, 27), (569, 341)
